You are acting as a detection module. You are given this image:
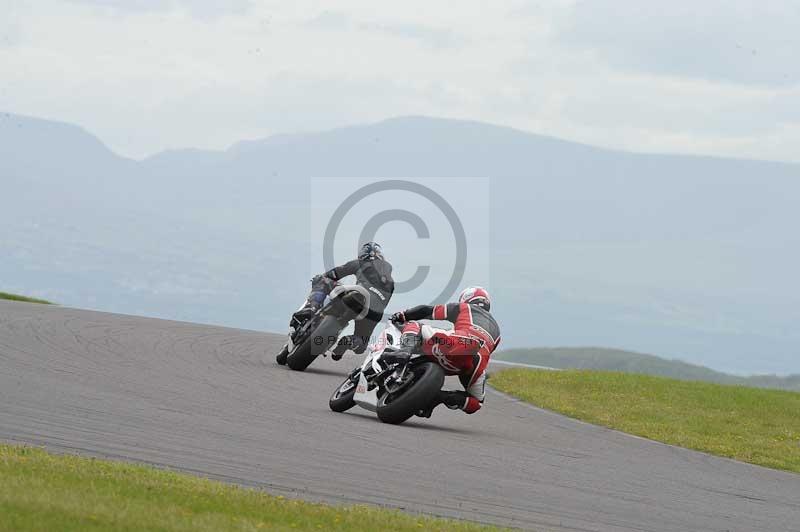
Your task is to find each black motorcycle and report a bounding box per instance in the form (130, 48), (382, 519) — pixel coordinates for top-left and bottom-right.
(276, 284), (370, 371)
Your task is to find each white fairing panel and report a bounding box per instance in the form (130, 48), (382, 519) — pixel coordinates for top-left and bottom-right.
(352, 320), (402, 412)
(353, 372), (379, 411)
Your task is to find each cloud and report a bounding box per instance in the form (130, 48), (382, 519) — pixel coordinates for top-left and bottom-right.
(2, 0), (799, 162)
(304, 10), (351, 31)
(143, 74), (430, 153)
(65, 0), (253, 19)
(360, 22), (464, 49)
(559, 0), (800, 87)
(304, 10), (464, 49)
(0, 3), (26, 49)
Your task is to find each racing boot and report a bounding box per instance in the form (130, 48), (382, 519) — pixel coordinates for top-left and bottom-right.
(288, 275), (334, 333)
(331, 340), (347, 361)
(290, 300), (320, 331)
(331, 335), (365, 361)
(440, 390), (468, 410)
(417, 390), (467, 418)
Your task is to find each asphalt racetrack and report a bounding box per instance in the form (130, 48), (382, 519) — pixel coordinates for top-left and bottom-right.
(1, 301), (798, 531)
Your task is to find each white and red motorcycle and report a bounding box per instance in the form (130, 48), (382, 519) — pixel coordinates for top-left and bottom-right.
(329, 319), (445, 424)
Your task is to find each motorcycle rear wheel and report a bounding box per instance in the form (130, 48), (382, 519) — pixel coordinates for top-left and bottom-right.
(286, 315), (342, 371)
(376, 362), (445, 425)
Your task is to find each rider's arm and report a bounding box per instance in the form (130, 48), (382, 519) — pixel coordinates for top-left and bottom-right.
(324, 259), (360, 281)
(430, 303), (461, 323)
(402, 304), (434, 321)
(403, 303), (461, 322)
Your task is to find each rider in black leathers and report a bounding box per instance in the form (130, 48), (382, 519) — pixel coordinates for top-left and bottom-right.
(277, 242), (394, 364)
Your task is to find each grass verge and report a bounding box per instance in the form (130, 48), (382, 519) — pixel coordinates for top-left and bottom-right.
(0, 444), (507, 532)
(491, 369), (800, 474)
(0, 292), (52, 304)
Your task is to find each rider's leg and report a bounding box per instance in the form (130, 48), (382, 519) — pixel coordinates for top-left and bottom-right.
(419, 327), (480, 372)
(289, 275), (335, 329)
(424, 343), (489, 414)
(451, 352), (489, 413)
(378, 321), (423, 366)
(331, 333), (365, 361)
(290, 291), (324, 327)
(415, 326), (479, 417)
(398, 321), (424, 353)
(331, 317), (377, 360)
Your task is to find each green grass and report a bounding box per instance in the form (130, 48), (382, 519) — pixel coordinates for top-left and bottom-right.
(496, 347), (800, 392)
(491, 369), (800, 474)
(0, 291), (52, 305)
(0, 444), (507, 532)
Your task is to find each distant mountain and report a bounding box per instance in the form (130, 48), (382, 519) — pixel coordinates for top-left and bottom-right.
(496, 347), (800, 392)
(3, 112), (799, 374)
(141, 148), (228, 172)
(1, 112), (135, 182)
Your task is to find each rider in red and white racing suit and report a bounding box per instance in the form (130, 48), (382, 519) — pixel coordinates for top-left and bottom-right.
(391, 286), (500, 416)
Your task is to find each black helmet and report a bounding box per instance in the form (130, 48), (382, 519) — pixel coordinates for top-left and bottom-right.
(359, 241), (384, 261)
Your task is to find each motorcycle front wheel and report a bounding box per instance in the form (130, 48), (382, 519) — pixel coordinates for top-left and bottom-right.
(275, 344), (289, 365)
(329, 373), (358, 412)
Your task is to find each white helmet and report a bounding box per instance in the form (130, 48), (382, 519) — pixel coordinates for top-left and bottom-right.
(458, 286), (491, 311)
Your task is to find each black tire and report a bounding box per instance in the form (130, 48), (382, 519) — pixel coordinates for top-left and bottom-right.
(376, 362), (445, 425)
(275, 345), (289, 365)
(286, 315), (342, 371)
(329, 374), (358, 412)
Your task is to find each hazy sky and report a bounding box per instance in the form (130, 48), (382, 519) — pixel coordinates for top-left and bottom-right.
(2, 0), (798, 161)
